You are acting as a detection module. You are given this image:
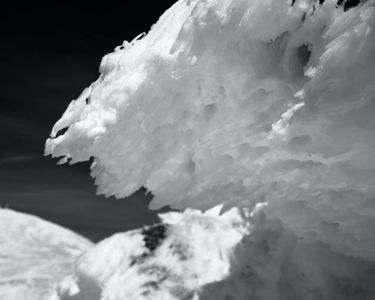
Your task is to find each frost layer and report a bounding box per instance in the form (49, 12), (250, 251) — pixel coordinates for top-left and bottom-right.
(46, 0), (375, 262)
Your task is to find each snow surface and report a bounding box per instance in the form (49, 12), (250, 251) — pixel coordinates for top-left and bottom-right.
(4, 0), (374, 299)
(56, 204), (375, 300)
(57, 206), (249, 300)
(0, 209), (93, 300)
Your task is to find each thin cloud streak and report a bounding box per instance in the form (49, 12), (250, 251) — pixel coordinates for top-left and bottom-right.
(0, 154), (41, 166)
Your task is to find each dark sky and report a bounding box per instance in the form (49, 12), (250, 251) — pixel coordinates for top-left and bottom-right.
(0, 2), (176, 241)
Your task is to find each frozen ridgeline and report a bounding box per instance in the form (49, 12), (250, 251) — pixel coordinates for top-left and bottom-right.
(44, 0), (375, 299)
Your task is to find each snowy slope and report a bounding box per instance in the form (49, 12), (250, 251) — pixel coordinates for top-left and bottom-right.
(0, 209), (93, 300)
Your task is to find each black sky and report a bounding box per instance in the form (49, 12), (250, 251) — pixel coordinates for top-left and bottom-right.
(0, 2), (176, 241)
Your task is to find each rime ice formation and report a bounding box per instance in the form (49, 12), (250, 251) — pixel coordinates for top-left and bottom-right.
(34, 0), (375, 298)
(0, 209), (93, 300)
(47, 0), (375, 257)
(46, 0), (375, 212)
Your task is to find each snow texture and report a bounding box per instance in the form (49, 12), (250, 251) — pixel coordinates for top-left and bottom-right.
(57, 206), (249, 300)
(46, 0), (375, 211)
(46, 0), (375, 257)
(58, 204), (375, 300)
(32, 0), (375, 298)
(3, 205), (375, 299)
(0, 209), (93, 300)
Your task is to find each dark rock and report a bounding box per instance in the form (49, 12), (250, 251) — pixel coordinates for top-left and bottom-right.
(142, 224), (167, 252)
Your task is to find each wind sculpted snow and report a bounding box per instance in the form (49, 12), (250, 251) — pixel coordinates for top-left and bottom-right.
(2, 0), (370, 299)
(46, 0), (375, 214)
(46, 0), (375, 261)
